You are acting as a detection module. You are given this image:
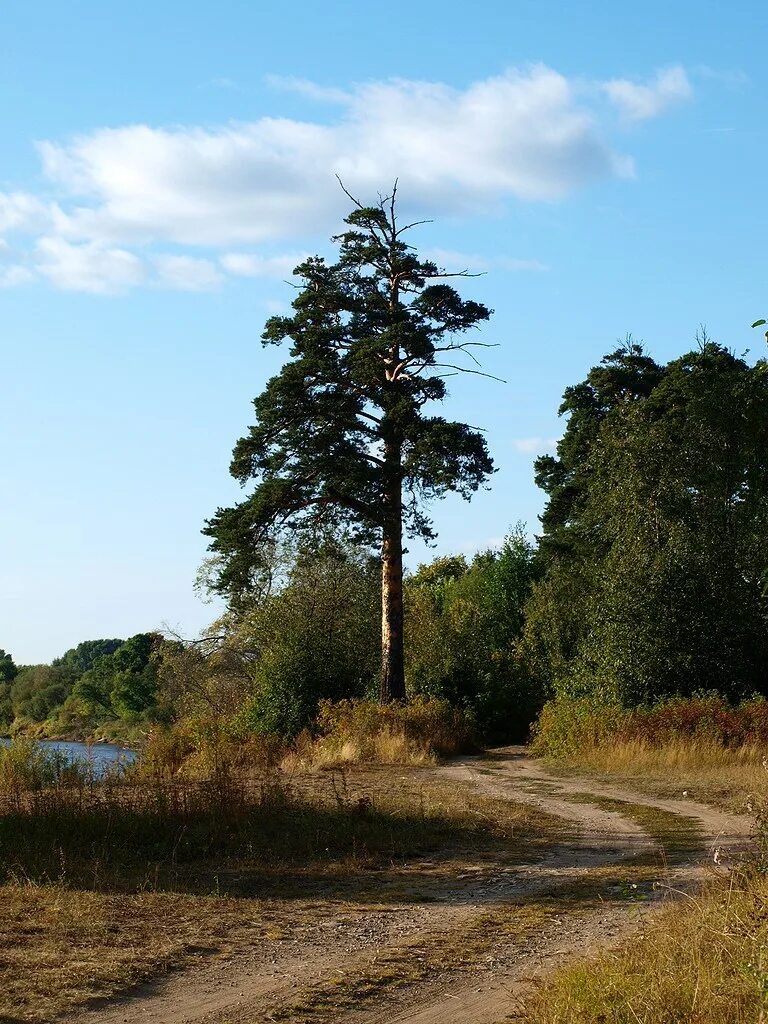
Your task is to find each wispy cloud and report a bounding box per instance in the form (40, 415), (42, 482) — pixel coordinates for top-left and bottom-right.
(154, 255), (222, 291)
(0, 64), (693, 293)
(603, 66), (692, 122)
(220, 252), (308, 278)
(34, 236), (145, 294)
(513, 437), (559, 455)
(426, 248), (549, 273)
(693, 65), (748, 88)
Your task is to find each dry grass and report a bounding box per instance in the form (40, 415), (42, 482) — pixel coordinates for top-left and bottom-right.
(0, 883), (288, 1023)
(519, 865), (768, 1023)
(282, 698), (477, 771)
(0, 765), (565, 893)
(0, 764), (565, 1021)
(532, 696), (768, 810)
(283, 729), (440, 770)
(548, 738), (768, 811)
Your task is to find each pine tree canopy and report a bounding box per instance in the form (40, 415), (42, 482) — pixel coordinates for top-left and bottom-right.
(204, 188), (497, 610)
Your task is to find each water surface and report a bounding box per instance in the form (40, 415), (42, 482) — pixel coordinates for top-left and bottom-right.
(1, 738), (137, 776)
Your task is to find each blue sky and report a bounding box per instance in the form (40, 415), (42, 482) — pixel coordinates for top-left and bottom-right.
(2, 0), (766, 663)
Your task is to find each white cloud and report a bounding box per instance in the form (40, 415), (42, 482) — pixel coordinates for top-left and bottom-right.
(0, 192), (52, 234)
(693, 65), (747, 88)
(36, 66), (636, 250)
(34, 237), (145, 293)
(0, 265), (34, 288)
(220, 252), (306, 278)
(603, 66), (692, 122)
(0, 64), (693, 292)
(266, 75), (351, 104)
(513, 437), (559, 455)
(154, 255), (222, 291)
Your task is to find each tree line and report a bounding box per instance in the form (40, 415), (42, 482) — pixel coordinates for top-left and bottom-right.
(7, 194), (768, 744)
(0, 635), (164, 737)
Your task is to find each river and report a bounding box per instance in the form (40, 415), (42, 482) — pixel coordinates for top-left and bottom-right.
(0, 738), (137, 776)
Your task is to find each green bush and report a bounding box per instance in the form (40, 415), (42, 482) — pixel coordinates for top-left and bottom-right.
(532, 694), (768, 758)
(405, 528), (543, 741)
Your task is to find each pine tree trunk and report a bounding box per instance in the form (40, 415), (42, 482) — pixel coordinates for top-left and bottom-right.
(380, 485), (406, 703)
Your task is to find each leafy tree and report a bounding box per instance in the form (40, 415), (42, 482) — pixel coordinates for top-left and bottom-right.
(239, 539), (380, 735)
(527, 341), (768, 703)
(10, 664), (69, 722)
(74, 633), (161, 720)
(0, 650), (17, 685)
(0, 652), (16, 727)
(533, 339), (662, 559)
(162, 539), (379, 738)
(204, 188), (495, 701)
(406, 528), (541, 739)
(53, 639), (123, 682)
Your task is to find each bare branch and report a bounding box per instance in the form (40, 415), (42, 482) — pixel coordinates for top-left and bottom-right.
(424, 269), (485, 279)
(432, 362), (507, 383)
(335, 174), (365, 210)
(389, 179), (398, 234)
(396, 218), (434, 235)
(362, 451), (386, 467)
(356, 410), (383, 425)
(433, 341), (500, 352)
(169, 634), (228, 647)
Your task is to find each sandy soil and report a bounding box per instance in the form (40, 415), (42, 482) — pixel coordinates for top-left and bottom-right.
(65, 748), (752, 1024)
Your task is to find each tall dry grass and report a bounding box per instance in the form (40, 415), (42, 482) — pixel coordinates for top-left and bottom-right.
(532, 696), (768, 808)
(0, 737), (98, 792)
(560, 737), (768, 803)
(521, 863), (768, 1023)
(283, 697), (476, 770)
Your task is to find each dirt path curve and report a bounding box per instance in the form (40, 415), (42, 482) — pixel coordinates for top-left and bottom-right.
(67, 749), (752, 1024)
(359, 749), (751, 1024)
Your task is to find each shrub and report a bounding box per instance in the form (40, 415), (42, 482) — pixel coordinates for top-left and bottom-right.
(138, 721), (287, 780)
(532, 694), (768, 759)
(285, 697), (477, 768)
(530, 698), (628, 758)
(0, 738), (92, 793)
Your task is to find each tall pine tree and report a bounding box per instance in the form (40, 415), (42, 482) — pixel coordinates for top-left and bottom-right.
(204, 187), (496, 701)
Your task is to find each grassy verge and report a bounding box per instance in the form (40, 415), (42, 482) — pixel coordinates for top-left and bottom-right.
(531, 695), (768, 811)
(543, 740), (768, 812)
(0, 766), (564, 892)
(518, 864), (768, 1023)
(0, 883), (283, 1023)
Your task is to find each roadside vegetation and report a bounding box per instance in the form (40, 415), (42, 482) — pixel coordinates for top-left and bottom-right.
(532, 694), (768, 810)
(520, 861), (768, 1024)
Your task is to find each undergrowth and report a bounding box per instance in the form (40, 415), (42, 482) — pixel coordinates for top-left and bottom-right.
(285, 697), (477, 770)
(136, 696), (476, 779)
(533, 694), (768, 758)
(531, 695), (768, 809)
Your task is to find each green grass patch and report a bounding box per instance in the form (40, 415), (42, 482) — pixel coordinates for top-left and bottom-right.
(561, 793), (704, 861)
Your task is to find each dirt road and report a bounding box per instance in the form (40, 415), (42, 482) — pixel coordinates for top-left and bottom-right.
(67, 749), (752, 1024)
